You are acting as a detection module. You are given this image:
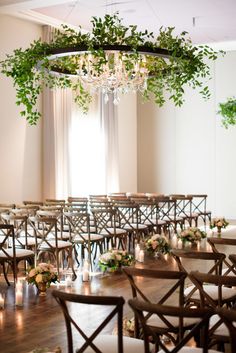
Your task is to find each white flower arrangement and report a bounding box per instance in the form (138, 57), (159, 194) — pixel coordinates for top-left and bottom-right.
(145, 234), (171, 254)
(178, 227), (206, 243)
(98, 249), (134, 272)
(26, 263), (59, 288)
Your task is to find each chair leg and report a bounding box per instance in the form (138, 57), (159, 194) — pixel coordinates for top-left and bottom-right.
(3, 263), (11, 286)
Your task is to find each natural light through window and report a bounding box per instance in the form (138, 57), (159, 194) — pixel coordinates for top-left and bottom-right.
(69, 99), (106, 196)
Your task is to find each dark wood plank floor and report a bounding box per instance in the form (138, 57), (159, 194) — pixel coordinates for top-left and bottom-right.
(1, 225), (236, 353)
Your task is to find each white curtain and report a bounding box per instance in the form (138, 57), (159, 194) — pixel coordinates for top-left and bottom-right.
(42, 26), (120, 199)
(100, 93), (120, 193)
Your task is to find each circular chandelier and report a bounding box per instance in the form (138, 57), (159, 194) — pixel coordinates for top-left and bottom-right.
(40, 44), (171, 105)
(0, 13), (220, 125)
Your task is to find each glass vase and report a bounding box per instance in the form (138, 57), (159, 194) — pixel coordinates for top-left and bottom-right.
(37, 282), (47, 296)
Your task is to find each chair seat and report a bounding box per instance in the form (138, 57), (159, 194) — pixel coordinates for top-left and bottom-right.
(209, 314), (229, 338)
(184, 284), (236, 301)
(16, 236), (38, 246)
(39, 240), (72, 250)
(149, 219), (166, 226)
(158, 348), (219, 353)
(147, 313), (199, 329)
(122, 224), (148, 231)
(57, 232), (70, 240)
(73, 233), (103, 243)
(0, 248), (34, 259)
(100, 228), (127, 236)
(78, 334), (146, 353)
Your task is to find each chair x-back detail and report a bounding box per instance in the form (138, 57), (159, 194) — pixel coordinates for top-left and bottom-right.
(64, 211), (103, 268)
(0, 224), (34, 285)
(92, 208), (128, 250)
(114, 203), (149, 250)
(187, 194), (211, 225)
(156, 196), (184, 235)
(52, 290), (145, 353)
(207, 237), (236, 276)
(123, 267), (189, 346)
(170, 195), (198, 227)
(171, 249), (225, 307)
(189, 271), (236, 351)
(29, 215), (76, 279)
(128, 299), (219, 353)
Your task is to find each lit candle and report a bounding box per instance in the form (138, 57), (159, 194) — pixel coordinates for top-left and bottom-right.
(16, 279), (23, 291)
(177, 239), (182, 249)
(15, 290), (23, 306)
(135, 244), (140, 261)
(82, 260), (90, 282)
(65, 274), (72, 287)
(138, 250), (144, 263)
(172, 234), (177, 247)
(0, 294), (4, 309)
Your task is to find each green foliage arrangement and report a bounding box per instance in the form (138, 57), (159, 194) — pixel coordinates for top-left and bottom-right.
(218, 97), (236, 128)
(0, 13), (221, 125)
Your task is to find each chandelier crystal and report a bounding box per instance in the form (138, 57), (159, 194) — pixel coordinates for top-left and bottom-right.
(76, 51), (148, 104)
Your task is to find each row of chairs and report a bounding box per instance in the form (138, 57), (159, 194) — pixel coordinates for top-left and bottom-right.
(52, 263), (236, 353)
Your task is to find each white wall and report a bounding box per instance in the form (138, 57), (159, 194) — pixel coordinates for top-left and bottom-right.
(117, 92), (137, 193)
(0, 15), (42, 203)
(137, 52), (236, 219)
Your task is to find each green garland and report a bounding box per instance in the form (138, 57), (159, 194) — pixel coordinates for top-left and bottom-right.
(218, 97), (236, 128)
(0, 13), (221, 125)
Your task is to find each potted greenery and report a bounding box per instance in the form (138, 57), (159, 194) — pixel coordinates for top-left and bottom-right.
(0, 13), (221, 125)
(218, 97), (236, 128)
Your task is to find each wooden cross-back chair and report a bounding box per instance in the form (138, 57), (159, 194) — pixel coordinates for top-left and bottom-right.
(189, 271), (236, 351)
(130, 198), (166, 235)
(171, 249), (225, 307)
(128, 298), (219, 353)
(155, 196), (184, 235)
(63, 211), (103, 268)
(0, 224), (34, 285)
(123, 268), (195, 348)
(29, 215), (76, 279)
(170, 195), (198, 227)
(114, 203), (149, 250)
(207, 237), (236, 276)
(91, 208), (128, 250)
(186, 194), (211, 225)
(52, 290), (145, 353)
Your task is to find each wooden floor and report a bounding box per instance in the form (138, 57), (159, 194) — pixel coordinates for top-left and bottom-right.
(1, 225), (236, 353)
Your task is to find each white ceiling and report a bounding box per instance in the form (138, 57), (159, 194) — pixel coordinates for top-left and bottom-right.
(1, 0), (236, 48)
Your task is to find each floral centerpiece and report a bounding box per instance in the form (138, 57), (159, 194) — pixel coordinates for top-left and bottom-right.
(98, 249), (134, 272)
(210, 217), (229, 234)
(26, 263), (59, 294)
(177, 227), (207, 244)
(145, 234), (171, 254)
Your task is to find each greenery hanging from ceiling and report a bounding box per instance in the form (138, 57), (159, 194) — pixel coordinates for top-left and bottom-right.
(0, 13), (221, 125)
(218, 97), (236, 128)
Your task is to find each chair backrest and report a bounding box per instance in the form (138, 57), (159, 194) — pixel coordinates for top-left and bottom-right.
(91, 208), (116, 235)
(172, 249), (225, 276)
(123, 267), (187, 337)
(63, 211), (90, 238)
(0, 224), (17, 283)
(52, 290), (125, 353)
(189, 271), (236, 308)
(186, 194), (211, 223)
(207, 237), (236, 275)
(172, 249), (225, 304)
(123, 267), (186, 306)
(128, 298), (214, 353)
